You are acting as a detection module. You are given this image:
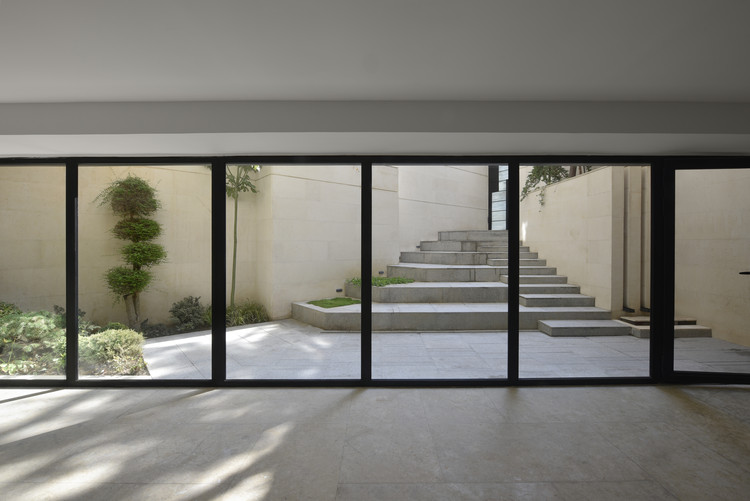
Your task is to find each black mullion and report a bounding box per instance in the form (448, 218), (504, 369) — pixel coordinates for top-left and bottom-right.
(211, 161), (227, 384)
(650, 163), (675, 381)
(507, 162), (520, 382)
(65, 162), (79, 383)
(361, 162), (373, 381)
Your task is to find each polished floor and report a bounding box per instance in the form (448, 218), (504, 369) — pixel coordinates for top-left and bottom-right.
(0, 385), (749, 500)
(143, 319), (750, 380)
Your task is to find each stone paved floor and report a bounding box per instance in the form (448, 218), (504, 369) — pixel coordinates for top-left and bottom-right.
(142, 319), (750, 380)
(2, 385), (749, 499)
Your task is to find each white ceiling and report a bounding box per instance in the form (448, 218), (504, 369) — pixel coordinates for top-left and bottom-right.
(1, 0), (749, 156)
(2, 0), (750, 103)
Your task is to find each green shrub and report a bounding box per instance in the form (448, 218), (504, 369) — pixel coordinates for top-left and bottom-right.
(226, 300), (269, 327)
(169, 296), (208, 333)
(79, 328), (146, 375)
(0, 311), (65, 375)
(95, 175), (160, 217)
(113, 218), (161, 242)
(53, 305), (100, 335)
(102, 322), (129, 331)
(0, 302), (21, 318)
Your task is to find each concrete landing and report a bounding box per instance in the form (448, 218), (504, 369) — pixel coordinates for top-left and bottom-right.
(538, 319), (632, 337)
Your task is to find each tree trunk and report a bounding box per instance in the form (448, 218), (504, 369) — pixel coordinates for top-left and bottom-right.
(124, 293), (141, 329)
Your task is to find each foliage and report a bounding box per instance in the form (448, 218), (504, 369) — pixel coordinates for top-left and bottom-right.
(0, 301), (21, 318)
(308, 297), (361, 308)
(121, 242), (168, 268)
(0, 310), (148, 376)
(140, 321), (173, 339)
(96, 175), (160, 218)
(105, 267), (152, 297)
(79, 328), (146, 375)
(113, 218), (161, 242)
(347, 276), (415, 287)
(225, 165), (261, 308)
(226, 300), (269, 327)
(97, 174), (166, 329)
(520, 166), (568, 206)
(169, 296), (208, 333)
(53, 305), (99, 335)
(103, 322), (129, 331)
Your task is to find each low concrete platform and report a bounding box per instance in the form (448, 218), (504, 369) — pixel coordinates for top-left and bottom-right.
(538, 319), (632, 337)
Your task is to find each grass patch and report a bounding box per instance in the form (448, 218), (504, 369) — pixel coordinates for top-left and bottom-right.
(308, 297), (361, 308)
(347, 276), (415, 287)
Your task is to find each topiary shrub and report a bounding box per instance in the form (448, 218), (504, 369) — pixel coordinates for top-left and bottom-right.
(97, 175), (167, 329)
(169, 296), (208, 333)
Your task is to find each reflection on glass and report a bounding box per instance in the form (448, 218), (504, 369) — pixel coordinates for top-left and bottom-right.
(371, 164), (507, 379)
(78, 165), (211, 379)
(674, 168), (750, 373)
(518, 165), (650, 378)
(226, 164), (361, 379)
(0, 166), (66, 379)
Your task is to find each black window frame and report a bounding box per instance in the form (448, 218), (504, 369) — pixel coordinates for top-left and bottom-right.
(0, 154), (748, 387)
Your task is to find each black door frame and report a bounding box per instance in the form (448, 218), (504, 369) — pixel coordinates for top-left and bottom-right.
(1, 155), (748, 387)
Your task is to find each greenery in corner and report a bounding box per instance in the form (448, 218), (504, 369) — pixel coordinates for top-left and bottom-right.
(0, 309), (147, 376)
(96, 175), (167, 329)
(347, 276), (415, 287)
(226, 300), (269, 327)
(519, 166), (568, 206)
(308, 297), (361, 308)
(170, 296), (208, 333)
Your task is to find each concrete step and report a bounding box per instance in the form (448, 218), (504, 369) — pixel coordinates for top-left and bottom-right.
(502, 275), (569, 284)
(292, 301), (613, 331)
(486, 251), (539, 259)
(619, 315), (697, 326)
(387, 264), (504, 282)
(419, 240), (479, 252)
(345, 281), (508, 303)
(487, 258), (547, 267)
(630, 324), (712, 339)
(439, 230), (509, 241)
(519, 284), (581, 294)
(538, 320), (632, 337)
(494, 266), (558, 275)
(520, 294), (596, 307)
(399, 251), (489, 266)
(477, 245), (531, 253)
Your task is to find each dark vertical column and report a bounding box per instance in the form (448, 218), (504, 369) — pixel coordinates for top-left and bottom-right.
(361, 162), (373, 381)
(507, 162), (520, 382)
(650, 162), (675, 381)
(65, 162), (79, 383)
(211, 162), (227, 384)
(488, 165), (499, 230)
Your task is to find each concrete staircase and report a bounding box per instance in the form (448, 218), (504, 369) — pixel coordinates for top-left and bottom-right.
(619, 315), (712, 338)
(292, 230), (631, 335)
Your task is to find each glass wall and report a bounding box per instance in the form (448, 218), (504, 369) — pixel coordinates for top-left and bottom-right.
(78, 165), (212, 380)
(0, 166), (66, 380)
(370, 164), (507, 379)
(518, 165), (650, 378)
(674, 168), (750, 374)
(226, 164), (361, 380)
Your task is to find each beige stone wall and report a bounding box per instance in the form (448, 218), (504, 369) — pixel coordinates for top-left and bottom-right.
(396, 165), (488, 252)
(0, 165), (67, 312)
(675, 169), (750, 346)
(1, 163), (487, 323)
(519, 166), (627, 317)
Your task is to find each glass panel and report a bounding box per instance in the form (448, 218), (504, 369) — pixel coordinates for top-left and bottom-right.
(78, 165), (211, 379)
(519, 165), (650, 378)
(674, 168), (750, 373)
(372, 164), (507, 379)
(226, 164), (361, 379)
(0, 165), (66, 379)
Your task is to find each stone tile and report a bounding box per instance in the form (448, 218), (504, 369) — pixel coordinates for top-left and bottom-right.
(336, 482), (561, 501)
(553, 480), (678, 500)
